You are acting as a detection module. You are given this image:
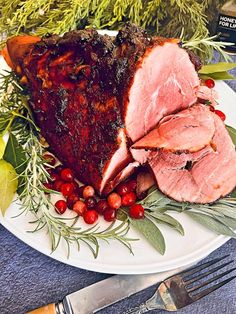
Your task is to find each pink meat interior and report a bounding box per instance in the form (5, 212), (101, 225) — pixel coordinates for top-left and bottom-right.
(125, 42), (200, 142)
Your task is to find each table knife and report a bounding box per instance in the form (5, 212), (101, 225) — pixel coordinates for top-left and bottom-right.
(28, 266), (187, 314)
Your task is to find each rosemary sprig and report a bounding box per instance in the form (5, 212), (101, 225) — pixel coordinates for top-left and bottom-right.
(0, 71), (135, 258)
(182, 31), (233, 62)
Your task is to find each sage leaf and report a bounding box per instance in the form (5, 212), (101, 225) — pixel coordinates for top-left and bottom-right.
(130, 217), (165, 255)
(226, 125), (236, 146)
(148, 212), (184, 235)
(0, 137), (5, 159)
(186, 212), (236, 238)
(200, 72), (236, 80)
(0, 159), (18, 215)
(199, 62), (236, 74)
(213, 206), (236, 219)
(3, 133), (27, 194)
(139, 187), (171, 208)
(215, 216), (236, 230)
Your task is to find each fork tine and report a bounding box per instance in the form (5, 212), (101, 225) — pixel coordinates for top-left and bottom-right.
(174, 255), (230, 279)
(185, 260), (234, 285)
(192, 275), (236, 301)
(189, 267), (236, 293)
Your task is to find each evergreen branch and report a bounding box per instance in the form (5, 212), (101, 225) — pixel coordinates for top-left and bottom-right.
(0, 0), (226, 61)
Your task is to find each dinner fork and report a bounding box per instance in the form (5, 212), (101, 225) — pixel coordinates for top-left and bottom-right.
(125, 255), (236, 313)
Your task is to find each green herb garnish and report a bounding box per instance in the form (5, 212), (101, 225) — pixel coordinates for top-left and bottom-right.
(0, 0), (225, 61)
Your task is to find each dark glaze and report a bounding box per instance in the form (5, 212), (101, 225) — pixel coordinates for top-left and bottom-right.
(20, 25), (148, 192)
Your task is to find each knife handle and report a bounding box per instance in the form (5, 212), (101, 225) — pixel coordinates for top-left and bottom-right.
(27, 303), (56, 314)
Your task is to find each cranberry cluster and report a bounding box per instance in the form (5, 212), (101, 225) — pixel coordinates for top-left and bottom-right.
(43, 155), (144, 224)
(204, 79), (226, 121)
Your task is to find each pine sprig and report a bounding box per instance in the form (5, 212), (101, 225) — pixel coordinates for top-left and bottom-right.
(0, 0), (225, 61)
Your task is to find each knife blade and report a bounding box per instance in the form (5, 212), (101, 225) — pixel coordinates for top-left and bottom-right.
(62, 266), (188, 314)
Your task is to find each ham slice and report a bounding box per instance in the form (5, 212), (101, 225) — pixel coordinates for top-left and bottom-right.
(125, 39), (199, 142)
(143, 112), (236, 203)
(132, 104), (215, 152)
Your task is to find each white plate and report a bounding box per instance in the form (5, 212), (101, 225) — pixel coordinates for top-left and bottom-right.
(0, 39), (235, 275)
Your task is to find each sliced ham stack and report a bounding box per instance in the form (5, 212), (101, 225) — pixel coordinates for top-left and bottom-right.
(132, 104), (236, 203)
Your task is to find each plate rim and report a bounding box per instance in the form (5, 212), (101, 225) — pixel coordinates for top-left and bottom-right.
(0, 51), (234, 274)
(0, 213), (230, 274)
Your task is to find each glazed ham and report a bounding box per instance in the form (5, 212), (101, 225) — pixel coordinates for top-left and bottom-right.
(5, 23), (235, 203)
(4, 23), (201, 195)
(132, 105), (236, 203)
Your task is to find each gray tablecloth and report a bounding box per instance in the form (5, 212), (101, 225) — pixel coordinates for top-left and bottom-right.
(0, 57), (236, 314)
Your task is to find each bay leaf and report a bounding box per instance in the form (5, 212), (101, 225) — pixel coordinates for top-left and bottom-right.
(3, 133), (27, 194)
(130, 217), (165, 255)
(200, 72), (236, 80)
(187, 212), (236, 238)
(149, 212), (184, 235)
(0, 137), (5, 159)
(199, 62), (236, 74)
(226, 125), (236, 147)
(0, 159), (18, 215)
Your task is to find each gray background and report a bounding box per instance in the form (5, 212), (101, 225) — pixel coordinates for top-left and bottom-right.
(0, 58), (236, 314)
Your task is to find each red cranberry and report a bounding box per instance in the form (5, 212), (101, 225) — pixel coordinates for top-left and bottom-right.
(103, 208), (116, 222)
(121, 192), (137, 207)
(60, 168), (74, 182)
(83, 185), (95, 199)
(54, 180), (64, 191)
(43, 153), (56, 166)
(67, 194), (80, 209)
(127, 179), (137, 192)
(205, 79), (215, 89)
(129, 204), (145, 219)
(83, 210), (98, 224)
(60, 182), (75, 197)
(96, 200), (109, 214)
(55, 200), (67, 214)
(215, 109), (226, 121)
(85, 197), (97, 209)
(116, 182), (130, 196)
(107, 192), (122, 210)
(73, 200), (87, 216)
